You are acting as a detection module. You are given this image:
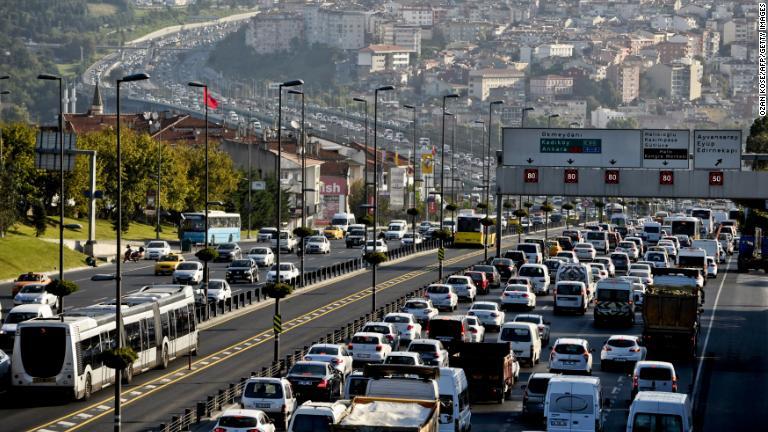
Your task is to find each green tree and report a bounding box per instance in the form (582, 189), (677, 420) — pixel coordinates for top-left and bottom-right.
(46, 278), (79, 316)
(606, 118), (640, 129)
(747, 117), (768, 170)
(32, 200), (47, 237)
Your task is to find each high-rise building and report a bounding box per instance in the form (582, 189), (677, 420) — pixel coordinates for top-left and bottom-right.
(607, 62), (641, 103)
(647, 60), (702, 101)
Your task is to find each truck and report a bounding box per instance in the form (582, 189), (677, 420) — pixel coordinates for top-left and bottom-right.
(452, 342), (517, 403)
(737, 227), (768, 273)
(642, 283), (702, 360)
(332, 397), (439, 432)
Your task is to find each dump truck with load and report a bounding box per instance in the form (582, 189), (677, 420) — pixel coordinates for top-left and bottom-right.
(642, 283), (702, 361)
(332, 397), (439, 432)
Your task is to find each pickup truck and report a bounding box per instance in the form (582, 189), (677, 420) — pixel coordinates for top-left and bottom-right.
(270, 230), (297, 253)
(346, 228), (367, 248)
(332, 397), (439, 432)
(453, 342), (518, 403)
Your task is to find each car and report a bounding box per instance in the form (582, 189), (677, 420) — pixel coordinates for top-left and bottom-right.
(657, 239), (678, 259)
(706, 256), (718, 278)
(616, 241), (640, 260)
(610, 251), (631, 274)
(556, 250), (579, 263)
(345, 228), (367, 248)
(549, 338), (594, 375)
(513, 313), (551, 345)
(266, 263), (300, 283)
(544, 258), (563, 278)
(383, 312), (423, 344)
(631, 361), (678, 399)
(471, 264), (502, 289)
(226, 258), (259, 284)
(362, 239), (388, 254)
(401, 298), (438, 324)
(445, 275), (477, 302)
(215, 243), (242, 262)
(407, 339), (450, 367)
(490, 258), (516, 280)
(425, 284), (458, 311)
(503, 250), (528, 269)
(257, 227), (278, 242)
(383, 351), (424, 366)
(600, 335), (647, 371)
(518, 264), (551, 295)
(644, 250), (670, 268)
(323, 225), (344, 240)
(271, 230), (298, 253)
(305, 235), (331, 254)
(361, 322), (400, 350)
(154, 253), (185, 275)
(590, 262), (609, 281)
(464, 315), (486, 342)
(144, 240), (172, 260)
(593, 257), (616, 277)
(12, 273), (51, 297)
(348, 332), (392, 366)
(240, 377), (296, 428)
(246, 247), (275, 267)
(198, 279), (232, 303)
(464, 271), (489, 295)
(213, 409), (275, 432)
(303, 343), (354, 378)
(521, 372), (557, 419)
(627, 268), (654, 286)
(172, 261), (204, 285)
(467, 301), (505, 331)
(13, 284), (58, 308)
(401, 232), (423, 246)
(500, 283), (536, 311)
(286, 361), (343, 402)
(574, 242), (597, 261)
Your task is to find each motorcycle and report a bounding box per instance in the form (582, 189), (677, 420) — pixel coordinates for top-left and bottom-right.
(123, 247), (145, 263)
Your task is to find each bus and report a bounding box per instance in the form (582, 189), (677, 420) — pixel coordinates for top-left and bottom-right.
(12, 285), (198, 400)
(180, 211), (241, 245)
(690, 208), (713, 236)
(454, 213), (496, 247)
(605, 203), (625, 216)
(670, 217), (701, 240)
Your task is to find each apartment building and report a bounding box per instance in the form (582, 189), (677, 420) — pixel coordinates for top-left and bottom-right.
(607, 61), (640, 103)
(244, 12), (303, 55)
(400, 6), (433, 26)
(534, 43), (574, 59)
(358, 45), (411, 73)
(304, 5), (369, 50)
(647, 60), (702, 101)
(529, 74), (574, 98)
(379, 23), (422, 55)
(722, 18), (756, 45)
(468, 68), (526, 101)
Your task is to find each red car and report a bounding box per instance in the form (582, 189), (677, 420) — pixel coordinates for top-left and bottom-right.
(464, 271), (489, 295)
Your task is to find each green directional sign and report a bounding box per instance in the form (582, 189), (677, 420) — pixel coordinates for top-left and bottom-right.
(437, 247), (445, 261)
(273, 314), (282, 334)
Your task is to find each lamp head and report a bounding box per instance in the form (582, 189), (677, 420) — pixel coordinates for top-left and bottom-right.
(37, 74), (61, 81)
(281, 79), (304, 87)
(376, 85), (395, 91)
(120, 73), (150, 83)
(188, 81), (206, 88)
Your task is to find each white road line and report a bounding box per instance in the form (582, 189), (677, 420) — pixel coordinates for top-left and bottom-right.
(692, 257), (730, 400)
(96, 405), (110, 411)
(57, 421), (76, 427)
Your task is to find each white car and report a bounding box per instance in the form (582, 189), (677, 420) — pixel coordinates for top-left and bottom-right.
(644, 250), (669, 268)
(401, 298), (439, 324)
(202, 279), (232, 303)
(464, 315), (486, 342)
(257, 227), (278, 243)
(556, 251), (579, 263)
(362, 239), (388, 254)
(246, 246), (275, 267)
(425, 284), (458, 311)
(213, 409), (275, 432)
(500, 284), (536, 311)
(266, 263), (300, 283)
(172, 261), (204, 285)
(631, 361), (678, 399)
(657, 240), (677, 259)
(303, 343), (354, 377)
(445, 275), (477, 302)
(574, 242), (597, 261)
(383, 312), (423, 344)
(406, 339), (450, 367)
(592, 257), (616, 277)
(348, 332), (392, 365)
(467, 301), (505, 331)
(616, 241), (640, 260)
(513, 313), (551, 345)
(600, 335), (646, 370)
(518, 264), (551, 295)
(401, 232), (423, 245)
(13, 284), (58, 308)
(383, 351), (424, 366)
(627, 269), (654, 286)
(144, 240), (171, 260)
(706, 256), (718, 278)
(590, 263), (609, 281)
(305, 236), (331, 254)
(240, 377), (296, 428)
(549, 338), (593, 375)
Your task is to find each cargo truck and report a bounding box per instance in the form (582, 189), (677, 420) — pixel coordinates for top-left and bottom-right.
(642, 284), (702, 360)
(332, 397), (439, 432)
(452, 342), (517, 403)
(737, 227), (768, 273)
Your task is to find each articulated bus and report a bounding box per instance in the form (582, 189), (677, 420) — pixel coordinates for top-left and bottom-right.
(454, 213), (496, 247)
(12, 285), (198, 400)
(179, 211), (241, 245)
(670, 217), (701, 240)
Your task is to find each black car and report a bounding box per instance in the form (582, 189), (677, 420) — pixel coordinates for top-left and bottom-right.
(286, 361), (343, 402)
(345, 229), (367, 248)
(503, 250), (528, 269)
(225, 258), (259, 284)
(491, 258), (517, 280)
(214, 243), (242, 262)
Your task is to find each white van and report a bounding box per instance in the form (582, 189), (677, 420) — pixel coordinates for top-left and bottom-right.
(626, 392), (693, 432)
(585, 231), (609, 254)
(643, 222), (662, 244)
(518, 264), (551, 295)
(384, 221), (408, 240)
(330, 213), (356, 233)
(497, 322), (542, 366)
(553, 281), (589, 315)
(691, 239), (724, 264)
(0, 304), (54, 336)
(556, 263), (595, 300)
(438, 367), (472, 432)
(240, 377), (296, 428)
(544, 376), (605, 432)
(517, 243), (543, 264)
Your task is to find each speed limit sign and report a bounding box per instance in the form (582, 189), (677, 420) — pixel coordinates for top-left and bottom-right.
(659, 171), (674, 185)
(524, 169), (539, 183)
(709, 171), (723, 186)
(564, 169), (578, 184)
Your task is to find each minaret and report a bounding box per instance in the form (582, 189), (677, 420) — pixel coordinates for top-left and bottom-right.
(70, 83), (77, 114)
(90, 80), (103, 115)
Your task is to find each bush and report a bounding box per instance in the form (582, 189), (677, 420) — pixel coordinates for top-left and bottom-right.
(264, 282), (294, 299)
(562, 203), (574, 211)
(476, 203), (488, 210)
(195, 247), (219, 262)
(46, 279), (79, 298)
(360, 214), (374, 226)
(503, 200), (513, 209)
(363, 252), (388, 265)
(480, 217), (495, 227)
(103, 347), (138, 370)
(445, 203), (458, 212)
(513, 209), (528, 218)
(523, 202), (533, 209)
(293, 226), (313, 238)
(433, 228), (453, 241)
(406, 208), (420, 217)
(541, 203), (554, 213)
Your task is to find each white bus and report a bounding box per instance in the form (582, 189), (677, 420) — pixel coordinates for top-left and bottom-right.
(670, 217), (701, 240)
(690, 208), (713, 236)
(11, 285), (198, 400)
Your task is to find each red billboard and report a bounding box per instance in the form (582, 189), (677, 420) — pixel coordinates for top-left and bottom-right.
(320, 176), (348, 196)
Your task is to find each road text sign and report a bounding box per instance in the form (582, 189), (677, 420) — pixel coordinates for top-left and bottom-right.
(642, 130), (690, 169)
(693, 130), (742, 170)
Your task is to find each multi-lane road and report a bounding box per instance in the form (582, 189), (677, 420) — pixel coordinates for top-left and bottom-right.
(1, 232), (766, 432)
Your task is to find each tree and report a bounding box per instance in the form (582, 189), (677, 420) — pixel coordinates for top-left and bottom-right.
(32, 199), (47, 237)
(747, 117), (768, 170)
(46, 278), (79, 316)
(562, 203), (574, 228)
(540, 201), (554, 240)
(594, 200), (606, 222)
(606, 118), (639, 129)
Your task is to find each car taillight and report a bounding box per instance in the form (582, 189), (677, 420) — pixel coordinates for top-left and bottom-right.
(386, 335), (394, 341)
(629, 347), (640, 353)
(461, 325), (465, 336)
(348, 344), (354, 350)
(317, 379), (328, 389)
(672, 378), (678, 392)
(603, 346), (611, 351)
(376, 345), (383, 351)
(214, 428), (226, 432)
(331, 358), (342, 365)
(633, 375), (638, 388)
(281, 404), (287, 414)
(504, 292), (511, 296)
(583, 353), (590, 360)
(406, 324), (413, 330)
(470, 328), (478, 333)
(522, 293), (529, 298)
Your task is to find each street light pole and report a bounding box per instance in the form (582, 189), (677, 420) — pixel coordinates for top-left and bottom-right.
(288, 89), (305, 287)
(547, 113), (560, 128)
(519, 107), (534, 243)
(487, 100), (503, 261)
(439, 93), (459, 281)
(372, 85), (394, 316)
(0, 80), (10, 167)
(155, 138), (161, 239)
(352, 97), (368, 248)
(450, 115), (456, 206)
(403, 104), (417, 253)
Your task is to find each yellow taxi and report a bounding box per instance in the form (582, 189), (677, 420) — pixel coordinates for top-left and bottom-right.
(547, 240), (563, 257)
(324, 225), (344, 240)
(12, 272), (51, 297)
(154, 253), (185, 276)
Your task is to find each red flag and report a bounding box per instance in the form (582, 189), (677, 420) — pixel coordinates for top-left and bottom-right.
(204, 88), (218, 110)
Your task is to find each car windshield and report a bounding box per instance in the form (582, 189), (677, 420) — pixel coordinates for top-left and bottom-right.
(5, 312), (40, 324)
(21, 285), (45, 293)
(612, 255), (628, 264)
(405, 302), (428, 309)
(219, 244), (236, 250)
(17, 274), (42, 282)
(492, 259), (512, 266)
(639, 367), (673, 381)
(308, 346), (339, 355)
(427, 285), (449, 294)
(244, 381), (284, 399)
(160, 255), (180, 262)
(446, 277), (468, 285)
(308, 236), (325, 242)
(555, 343), (586, 355)
(352, 335), (380, 344)
(471, 303), (495, 311)
(349, 230), (365, 236)
(607, 339), (636, 348)
(515, 316), (540, 325)
(363, 325), (391, 334)
(384, 315), (411, 324)
(218, 416), (259, 428)
(500, 327), (530, 342)
(386, 355), (417, 365)
(408, 343), (437, 353)
(270, 264), (293, 271)
(147, 242), (166, 248)
(474, 265), (494, 273)
(619, 242), (635, 248)
(467, 273), (483, 282)
(289, 364), (327, 376)
(231, 260), (251, 267)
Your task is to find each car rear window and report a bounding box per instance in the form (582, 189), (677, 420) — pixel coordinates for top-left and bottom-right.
(363, 325), (391, 335)
(244, 381), (283, 399)
(352, 335), (380, 344)
(347, 377), (369, 397)
(446, 277), (467, 285)
(607, 339), (636, 348)
(385, 355), (417, 365)
(289, 364), (326, 376)
(500, 327), (531, 342)
(405, 302), (428, 309)
(556, 284), (583, 295)
(408, 343), (437, 353)
(632, 413), (683, 432)
(472, 303), (495, 311)
(597, 289), (630, 302)
(519, 267), (544, 277)
(291, 414), (333, 432)
(514, 316), (540, 325)
(554, 343), (585, 355)
(639, 367), (673, 381)
(384, 315), (410, 324)
(518, 244), (537, 253)
(427, 285), (449, 294)
(428, 320), (461, 335)
(219, 416), (259, 427)
(308, 346), (339, 355)
(527, 377), (551, 394)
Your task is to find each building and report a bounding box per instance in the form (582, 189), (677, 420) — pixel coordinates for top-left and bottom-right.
(646, 60), (702, 101)
(529, 74), (574, 98)
(358, 45), (411, 73)
(244, 13), (303, 55)
(441, 20), (495, 44)
(722, 18), (755, 45)
(304, 6), (369, 50)
(657, 34), (691, 63)
(379, 23), (422, 56)
(468, 68), (526, 101)
(400, 5), (433, 26)
(591, 107), (627, 128)
(606, 62), (640, 103)
(534, 43), (574, 59)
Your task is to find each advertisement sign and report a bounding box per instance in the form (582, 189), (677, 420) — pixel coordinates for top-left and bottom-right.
(322, 195), (340, 221)
(320, 176), (348, 196)
(693, 130), (742, 170)
(390, 167), (408, 210)
(421, 153), (434, 175)
(642, 130), (690, 169)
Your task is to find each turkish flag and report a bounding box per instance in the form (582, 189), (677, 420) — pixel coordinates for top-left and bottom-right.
(204, 88), (218, 110)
